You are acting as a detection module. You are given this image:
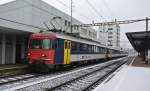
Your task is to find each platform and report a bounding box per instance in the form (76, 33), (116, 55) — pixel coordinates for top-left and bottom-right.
(0, 64), (28, 76)
(93, 56), (150, 91)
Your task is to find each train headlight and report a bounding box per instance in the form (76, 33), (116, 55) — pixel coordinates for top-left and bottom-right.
(29, 61), (32, 64)
(41, 54), (46, 57)
(27, 53), (30, 56)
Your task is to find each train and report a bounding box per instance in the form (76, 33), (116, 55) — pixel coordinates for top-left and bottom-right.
(27, 32), (128, 72)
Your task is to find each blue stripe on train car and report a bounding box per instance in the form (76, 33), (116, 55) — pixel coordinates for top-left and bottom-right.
(54, 38), (64, 64)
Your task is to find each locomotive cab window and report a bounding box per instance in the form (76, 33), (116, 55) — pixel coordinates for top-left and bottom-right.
(43, 39), (52, 49)
(29, 39), (53, 49)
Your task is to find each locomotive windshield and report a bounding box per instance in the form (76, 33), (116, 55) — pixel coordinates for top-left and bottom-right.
(29, 39), (52, 49)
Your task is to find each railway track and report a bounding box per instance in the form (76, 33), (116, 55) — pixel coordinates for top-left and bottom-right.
(46, 59), (127, 91)
(0, 57), (129, 91)
(15, 57), (128, 91)
(0, 73), (43, 86)
(0, 65), (28, 77)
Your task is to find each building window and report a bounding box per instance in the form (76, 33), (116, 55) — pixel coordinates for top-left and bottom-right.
(68, 22), (71, 26)
(74, 25), (77, 30)
(108, 32), (113, 34)
(108, 44), (112, 46)
(65, 20), (67, 26)
(108, 28), (113, 30)
(108, 36), (113, 38)
(77, 26), (79, 30)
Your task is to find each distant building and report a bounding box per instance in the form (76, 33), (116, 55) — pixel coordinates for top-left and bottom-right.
(98, 21), (120, 48)
(98, 30), (108, 46)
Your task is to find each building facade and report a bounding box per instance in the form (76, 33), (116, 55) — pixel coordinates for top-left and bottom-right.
(0, 0), (97, 64)
(98, 22), (120, 48)
(98, 30), (108, 46)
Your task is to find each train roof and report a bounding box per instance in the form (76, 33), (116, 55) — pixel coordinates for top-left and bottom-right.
(34, 32), (125, 52)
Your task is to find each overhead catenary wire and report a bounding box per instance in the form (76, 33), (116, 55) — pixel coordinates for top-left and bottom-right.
(77, 18), (150, 27)
(55, 0), (92, 20)
(101, 0), (116, 19)
(86, 0), (106, 21)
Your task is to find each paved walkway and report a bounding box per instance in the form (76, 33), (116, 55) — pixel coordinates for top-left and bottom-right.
(93, 56), (150, 91)
(132, 56), (150, 67)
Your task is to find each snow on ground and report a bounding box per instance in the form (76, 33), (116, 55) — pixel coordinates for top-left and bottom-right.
(93, 64), (150, 91)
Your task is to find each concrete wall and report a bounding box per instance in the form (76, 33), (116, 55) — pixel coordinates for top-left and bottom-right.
(99, 31), (108, 46)
(0, 0), (97, 40)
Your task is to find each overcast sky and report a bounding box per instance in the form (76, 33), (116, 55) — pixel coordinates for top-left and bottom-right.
(0, 0), (150, 49)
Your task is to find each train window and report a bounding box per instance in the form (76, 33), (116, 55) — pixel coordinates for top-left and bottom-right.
(76, 43), (80, 51)
(89, 45), (92, 52)
(93, 46), (95, 52)
(69, 42), (71, 48)
(98, 47), (100, 52)
(29, 39), (42, 49)
(100, 47), (105, 53)
(29, 39), (53, 49)
(88, 45), (90, 52)
(65, 41), (68, 49)
(96, 46), (98, 52)
(72, 42), (74, 50)
(72, 42), (79, 51)
(68, 41), (71, 48)
(94, 46), (97, 53)
(87, 45), (89, 52)
(43, 39), (52, 49)
(85, 44), (88, 51)
(79, 43), (83, 51)
(94, 46), (96, 52)
(91, 45), (94, 52)
(84, 44), (86, 51)
(110, 49), (113, 53)
(99, 48), (101, 53)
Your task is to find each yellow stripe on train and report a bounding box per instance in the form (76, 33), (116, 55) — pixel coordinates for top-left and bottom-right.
(64, 40), (71, 64)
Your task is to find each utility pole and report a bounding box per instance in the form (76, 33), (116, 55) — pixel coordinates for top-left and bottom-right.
(145, 17), (149, 64)
(146, 17), (148, 31)
(71, 0), (73, 33)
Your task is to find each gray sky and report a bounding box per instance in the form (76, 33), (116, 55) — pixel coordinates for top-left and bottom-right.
(0, 0), (150, 49)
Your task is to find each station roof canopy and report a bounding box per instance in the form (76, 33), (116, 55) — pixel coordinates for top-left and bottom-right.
(126, 31), (150, 52)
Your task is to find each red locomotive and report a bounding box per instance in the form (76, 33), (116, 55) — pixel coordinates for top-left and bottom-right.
(27, 32), (127, 72)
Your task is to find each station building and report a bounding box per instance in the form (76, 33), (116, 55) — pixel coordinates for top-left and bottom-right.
(0, 0), (97, 64)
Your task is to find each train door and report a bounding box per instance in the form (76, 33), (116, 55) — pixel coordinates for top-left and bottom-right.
(64, 40), (71, 64)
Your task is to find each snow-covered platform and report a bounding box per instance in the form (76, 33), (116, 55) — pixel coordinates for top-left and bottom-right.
(93, 56), (150, 91)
